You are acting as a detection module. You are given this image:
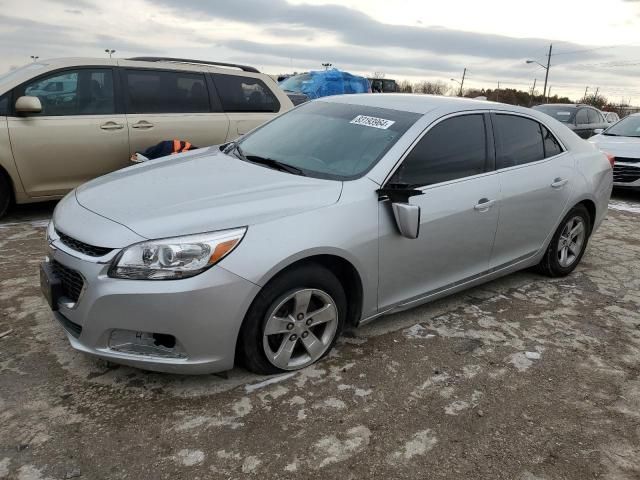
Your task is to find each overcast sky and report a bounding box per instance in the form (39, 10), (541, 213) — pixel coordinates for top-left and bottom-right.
(1, 0), (640, 103)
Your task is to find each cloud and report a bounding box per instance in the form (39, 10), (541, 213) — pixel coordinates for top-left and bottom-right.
(155, 0), (598, 62)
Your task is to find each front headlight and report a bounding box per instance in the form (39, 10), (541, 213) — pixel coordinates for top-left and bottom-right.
(108, 228), (246, 280)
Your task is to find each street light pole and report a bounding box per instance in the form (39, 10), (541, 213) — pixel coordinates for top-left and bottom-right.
(458, 68), (466, 97)
(526, 43), (552, 103)
(542, 44), (552, 103)
(105, 49), (115, 58)
(30, 55), (39, 62)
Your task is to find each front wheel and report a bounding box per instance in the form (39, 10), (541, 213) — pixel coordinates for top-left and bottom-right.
(238, 264), (346, 375)
(536, 204), (591, 277)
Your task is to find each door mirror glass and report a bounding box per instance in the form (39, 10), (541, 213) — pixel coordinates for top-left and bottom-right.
(391, 202), (421, 239)
(593, 128), (604, 135)
(15, 95), (42, 114)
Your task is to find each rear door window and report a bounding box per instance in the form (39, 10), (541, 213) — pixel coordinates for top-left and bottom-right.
(125, 69), (210, 114)
(587, 109), (602, 124)
(393, 114), (489, 187)
(575, 109), (589, 125)
(213, 74), (279, 113)
(21, 68), (115, 116)
(493, 114), (545, 168)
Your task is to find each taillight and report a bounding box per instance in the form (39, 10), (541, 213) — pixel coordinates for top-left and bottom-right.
(605, 153), (615, 168)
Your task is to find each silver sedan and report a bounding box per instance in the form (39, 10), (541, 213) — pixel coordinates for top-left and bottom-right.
(41, 95), (613, 375)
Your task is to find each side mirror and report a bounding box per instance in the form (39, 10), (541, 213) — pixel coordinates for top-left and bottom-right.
(593, 128), (604, 135)
(391, 202), (421, 239)
(15, 96), (42, 114)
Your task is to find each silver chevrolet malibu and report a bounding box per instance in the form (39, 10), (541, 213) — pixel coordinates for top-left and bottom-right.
(41, 95), (613, 375)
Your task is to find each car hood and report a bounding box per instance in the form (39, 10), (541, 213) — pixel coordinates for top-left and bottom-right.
(589, 134), (640, 158)
(76, 146), (343, 239)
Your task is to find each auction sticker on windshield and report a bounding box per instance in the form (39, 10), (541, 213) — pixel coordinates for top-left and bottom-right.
(350, 115), (396, 129)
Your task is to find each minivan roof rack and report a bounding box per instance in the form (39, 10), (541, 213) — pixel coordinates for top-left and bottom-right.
(127, 57), (260, 73)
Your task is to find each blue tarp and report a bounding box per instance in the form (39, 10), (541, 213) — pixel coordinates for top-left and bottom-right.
(279, 69), (370, 100)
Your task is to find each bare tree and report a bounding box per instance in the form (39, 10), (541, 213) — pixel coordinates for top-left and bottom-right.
(371, 72), (386, 79)
(413, 80), (449, 95)
(398, 80), (413, 93)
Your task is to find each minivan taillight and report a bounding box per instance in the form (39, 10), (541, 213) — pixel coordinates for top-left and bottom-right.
(605, 153), (615, 168)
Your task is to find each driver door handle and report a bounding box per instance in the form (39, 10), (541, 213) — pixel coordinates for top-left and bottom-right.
(474, 198), (496, 211)
(551, 178), (569, 189)
(131, 121), (154, 129)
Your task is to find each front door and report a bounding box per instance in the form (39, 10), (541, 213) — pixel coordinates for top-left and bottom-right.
(378, 113), (500, 309)
(8, 68), (129, 197)
(490, 113), (574, 268)
(122, 69), (230, 155)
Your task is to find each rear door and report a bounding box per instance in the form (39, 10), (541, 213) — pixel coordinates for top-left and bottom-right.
(123, 68), (229, 155)
(490, 113), (574, 269)
(212, 73), (281, 140)
(378, 113), (500, 309)
(7, 67), (129, 197)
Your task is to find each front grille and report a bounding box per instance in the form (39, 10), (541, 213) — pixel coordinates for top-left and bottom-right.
(56, 312), (82, 338)
(51, 260), (84, 303)
(613, 165), (640, 183)
(56, 230), (113, 257)
(615, 157), (640, 164)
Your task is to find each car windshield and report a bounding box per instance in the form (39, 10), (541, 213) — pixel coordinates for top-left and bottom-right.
(279, 74), (312, 92)
(0, 63), (47, 87)
(237, 101), (421, 180)
(603, 115), (640, 137)
(533, 105), (576, 123)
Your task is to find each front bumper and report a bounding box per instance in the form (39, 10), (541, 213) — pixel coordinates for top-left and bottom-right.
(45, 243), (260, 374)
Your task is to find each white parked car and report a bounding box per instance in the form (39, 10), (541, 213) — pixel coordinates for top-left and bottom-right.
(602, 111), (620, 124)
(589, 113), (640, 189)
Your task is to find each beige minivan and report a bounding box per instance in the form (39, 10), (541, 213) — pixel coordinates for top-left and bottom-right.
(0, 57), (293, 217)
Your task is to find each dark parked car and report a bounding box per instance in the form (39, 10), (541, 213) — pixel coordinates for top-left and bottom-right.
(533, 104), (610, 139)
(368, 78), (399, 93)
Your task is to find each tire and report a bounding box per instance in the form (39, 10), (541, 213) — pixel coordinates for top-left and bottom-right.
(536, 204), (591, 278)
(238, 263), (347, 375)
(0, 172), (11, 219)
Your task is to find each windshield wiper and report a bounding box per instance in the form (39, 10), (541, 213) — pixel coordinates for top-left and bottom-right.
(245, 155), (305, 176)
(226, 142), (305, 176)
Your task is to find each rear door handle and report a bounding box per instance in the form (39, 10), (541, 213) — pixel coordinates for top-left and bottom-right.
(100, 122), (124, 130)
(474, 198), (496, 211)
(551, 178), (569, 189)
(131, 121), (154, 129)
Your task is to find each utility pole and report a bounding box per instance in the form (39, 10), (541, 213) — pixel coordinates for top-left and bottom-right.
(542, 43), (552, 102)
(547, 86), (552, 101)
(583, 86), (589, 102)
(592, 87), (599, 104)
(496, 81), (500, 102)
(529, 79), (537, 106)
(458, 68), (466, 97)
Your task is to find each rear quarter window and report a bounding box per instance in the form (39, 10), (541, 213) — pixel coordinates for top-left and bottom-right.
(213, 74), (279, 113)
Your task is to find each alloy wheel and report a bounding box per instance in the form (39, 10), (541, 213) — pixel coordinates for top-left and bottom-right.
(262, 288), (338, 370)
(557, 215), (586, 268)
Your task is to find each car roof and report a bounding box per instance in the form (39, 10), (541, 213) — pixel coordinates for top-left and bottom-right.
(321, 93), (543, 116)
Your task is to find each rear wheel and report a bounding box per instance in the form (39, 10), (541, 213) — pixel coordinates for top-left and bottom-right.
(536, 204), (590, 277)
(0, 172), (11, 219)
(238, 264), (346, 375)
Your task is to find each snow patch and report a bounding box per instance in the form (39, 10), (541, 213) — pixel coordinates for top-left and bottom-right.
(245, 372), (296, 393)
(175, 449), (205, 466)
(389, 429), (438, 461)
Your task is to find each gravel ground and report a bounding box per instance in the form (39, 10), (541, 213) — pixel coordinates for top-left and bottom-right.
(1, 192), (639, 480)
